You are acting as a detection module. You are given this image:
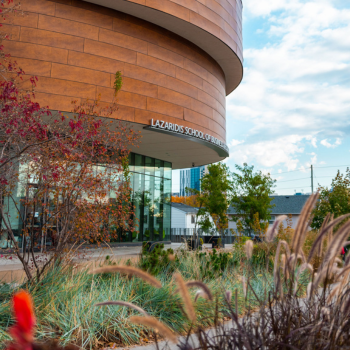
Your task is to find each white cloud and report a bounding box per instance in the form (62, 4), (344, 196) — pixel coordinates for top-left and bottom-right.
(228, 135), (304, 170)
(228, 139), (243, 147)
(305, 152), (317, 166)
(245, 0), (299, 17)
(227, 0), (350, 169)
(320, 138), (342, 148)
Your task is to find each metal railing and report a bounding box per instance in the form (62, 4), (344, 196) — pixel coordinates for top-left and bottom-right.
(169, 228), (239, 244)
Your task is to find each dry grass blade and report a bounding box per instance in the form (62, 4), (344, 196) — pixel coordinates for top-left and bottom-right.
(328, 213), (334, 248)
(294, 263), (313, 295)
(265, 215), (287, 242)
(280, 254), (286, 271)
(225, 290), (232, 304)
(129, 316), (177, 343)
(326, 284), (342, 305)
(242, 276), (247, 298)
(274, 241), (283, 288)
(95, 301), (149, 316)
(292, 193), (319, 259)
(317, 213), (330, 257)
(245, 240), (253, 260)
(335, 265), (350, 282)
(288, 253), (304, 270)
(308, 213), (350, 262)
(321, 219), (350, 269)
(345, 251), (350, 266)
(185, 281), (213, 301)
(92, 265), (162, 288)
(321, 306), (330, 321)
(194, 290), (207, 302)
(174, 273), (196, 322)
(313, 264), (334, 290)
(307, 282), (312, 299)
(274, 240), (290, 276)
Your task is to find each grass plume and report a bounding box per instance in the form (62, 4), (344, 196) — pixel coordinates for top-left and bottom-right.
(265, 215), (287, 243)
(245, 240), (253, 260)
(95, 301), (149, 316)
(129, 316), (177, 343)
(321, 220), (350, 269)
(174, 273), (196, 322)
(292, 193), (319, 260)
(185, 281), (213, 301)
(308, 213), (350, 262)
(92, 265), (162, 288)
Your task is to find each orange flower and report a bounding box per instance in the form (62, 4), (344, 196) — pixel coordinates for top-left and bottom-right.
(7, 290), (36, 350)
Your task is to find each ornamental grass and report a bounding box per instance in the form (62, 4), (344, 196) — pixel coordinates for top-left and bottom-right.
(0, 251), (274, 349)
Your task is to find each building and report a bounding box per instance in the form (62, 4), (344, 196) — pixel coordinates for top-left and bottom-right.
(179, 165), (208, 196)
(4, 0), (243, 243)
(227, 195), (311, 232)
(171, 202), (215, 230)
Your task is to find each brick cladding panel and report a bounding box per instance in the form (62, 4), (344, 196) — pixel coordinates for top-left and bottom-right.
(1, 0), (237, 141)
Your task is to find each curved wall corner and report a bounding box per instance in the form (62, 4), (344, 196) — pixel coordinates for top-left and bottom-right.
(1, 0), (243, 168)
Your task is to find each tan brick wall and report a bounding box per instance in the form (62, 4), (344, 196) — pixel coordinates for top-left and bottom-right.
(0, 0), (243, 142)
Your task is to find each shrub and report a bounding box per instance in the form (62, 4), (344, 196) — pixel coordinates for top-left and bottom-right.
(197, 249), (237, 279)
(138, 243), (176, 276)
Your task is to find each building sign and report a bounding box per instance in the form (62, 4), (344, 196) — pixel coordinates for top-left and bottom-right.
(148, 119), (229, 154)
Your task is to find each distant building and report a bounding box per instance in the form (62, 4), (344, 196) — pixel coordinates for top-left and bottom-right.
(172, 192), (180, 197)
(171, 202), (214, 230)
(227, 194), (310, 231)
(179, 165), (208, 196)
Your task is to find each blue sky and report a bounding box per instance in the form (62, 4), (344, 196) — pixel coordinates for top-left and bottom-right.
(173, 0), (350, 195)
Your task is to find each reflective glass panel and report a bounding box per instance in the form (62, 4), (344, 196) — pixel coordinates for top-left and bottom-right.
(135, 154), (144, 174)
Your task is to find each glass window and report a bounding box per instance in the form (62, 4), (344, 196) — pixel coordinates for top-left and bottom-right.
(153, 177), (162, 241)
(128, 153), (172, 243)
(163, 178), (171, 240)
(143, 175), (155, 241)
(164, 161), (172, 180)
(135, 154), (144, 174)
(133, 172), (144, 242)
(155, 159), (164, 178)
(128, 152), (135, 173)
(145, 157), (155, 177)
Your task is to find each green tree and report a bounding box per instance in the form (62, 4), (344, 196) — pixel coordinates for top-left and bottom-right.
(189, 163), (233, 240)
(231, 163), (276, 234)
(311, 169), (350, 230)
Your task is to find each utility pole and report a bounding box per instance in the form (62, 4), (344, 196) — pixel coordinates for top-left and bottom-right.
(311, 165), (314, 193)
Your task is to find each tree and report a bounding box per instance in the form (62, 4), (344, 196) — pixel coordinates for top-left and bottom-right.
(231, 163), (276, 235)
(0, 37), (140, 280)
(171, 195), (200, 207)
(194, 163), (233, 239)
(311, 169), (350, 230)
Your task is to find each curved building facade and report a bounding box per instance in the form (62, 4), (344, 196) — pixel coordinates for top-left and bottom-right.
(3, 0), (243, 169)
(2, 0), (243, 243)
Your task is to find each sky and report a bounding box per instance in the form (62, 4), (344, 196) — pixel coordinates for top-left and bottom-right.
(173, 0), (350, 195)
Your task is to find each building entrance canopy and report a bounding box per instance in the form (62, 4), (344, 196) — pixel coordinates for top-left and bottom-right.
(130, 122), (228, 169)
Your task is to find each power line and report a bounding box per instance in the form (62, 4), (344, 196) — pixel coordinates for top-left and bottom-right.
(274, 176), (309, 183)
(314, 165), (350, 169)
(275, 175), (336, 184)
(269, 164), (350, 176)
